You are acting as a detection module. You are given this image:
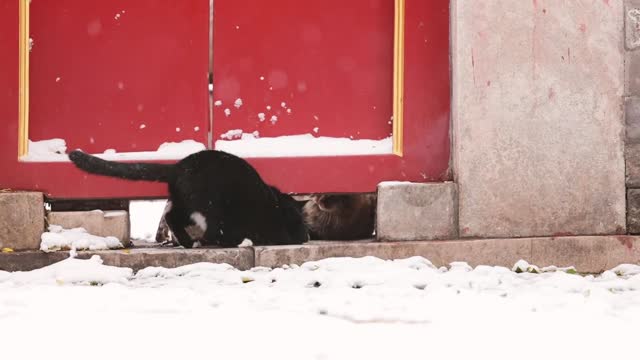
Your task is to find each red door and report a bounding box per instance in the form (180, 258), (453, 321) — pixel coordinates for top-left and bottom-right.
(0, 0), (450, 198)
(28, 1), (209, 156)
(213, 0), (450, 193)
(1, 0), (209, 198)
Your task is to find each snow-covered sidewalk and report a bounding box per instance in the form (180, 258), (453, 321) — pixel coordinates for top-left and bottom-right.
(1, 255), (640, 360)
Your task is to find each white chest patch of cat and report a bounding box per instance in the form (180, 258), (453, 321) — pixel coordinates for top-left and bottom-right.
(190, 212), (208, 232)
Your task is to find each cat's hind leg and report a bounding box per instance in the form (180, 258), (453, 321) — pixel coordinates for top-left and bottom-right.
(165, 205), (196, 248)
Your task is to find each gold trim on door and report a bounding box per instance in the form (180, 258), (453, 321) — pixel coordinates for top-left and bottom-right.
(18, 0), (30, 158)
(393, 0), (405, 157)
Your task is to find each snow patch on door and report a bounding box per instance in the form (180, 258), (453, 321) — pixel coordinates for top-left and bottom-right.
(21, 139), (206, 162)
(215, 133), (392, 157)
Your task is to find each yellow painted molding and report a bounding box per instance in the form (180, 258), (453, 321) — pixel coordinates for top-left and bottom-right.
(18, 0), (30, 158)
(392, 0), (405, 157)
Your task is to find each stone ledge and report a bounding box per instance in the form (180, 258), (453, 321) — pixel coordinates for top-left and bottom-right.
(48, 210), (131, 246)
(2, 237), (639, 274)
(255, 236), (640, 273)
(376, 182), (457, 241)
(0, 247), (254, 272)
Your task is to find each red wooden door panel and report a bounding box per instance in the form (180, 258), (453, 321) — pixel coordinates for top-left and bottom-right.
(29, 0), (209, 154)
(213, 0), (451, 193)
(212, 0), (394, 140)
(0, 0), (209, 199)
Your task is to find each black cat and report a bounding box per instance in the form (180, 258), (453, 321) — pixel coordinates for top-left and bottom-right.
(68, 150), (308, 248)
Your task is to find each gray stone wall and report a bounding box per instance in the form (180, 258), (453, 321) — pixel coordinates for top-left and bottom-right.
(452, 0), (626, 238)
(626, 0), (640, 233)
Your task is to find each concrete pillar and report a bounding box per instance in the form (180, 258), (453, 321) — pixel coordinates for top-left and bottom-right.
(0, 192), (45, 250)
(452, 0), (626, 238)
(625, 0), (640, 234)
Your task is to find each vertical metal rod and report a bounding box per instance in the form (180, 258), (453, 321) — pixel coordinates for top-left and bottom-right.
(207, 0), (214, 149)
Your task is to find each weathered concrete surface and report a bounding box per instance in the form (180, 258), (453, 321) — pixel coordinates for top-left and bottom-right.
(626, 143), (640, 187)
(625, 97), (640, 143)
(376, 182), (457, 241)
(0, 192), (45, 251)
(255, 239), (530, 270)
(452, 0), (626, 238)
(529, 236), (640, 273)
(627, 189), (640, 234)
(625, 0), (640, 50)
(626, 48), (640, 95)
(0, 247), (254, 272)
(48, 210), (131, 246)
(256, 236), (640, 274)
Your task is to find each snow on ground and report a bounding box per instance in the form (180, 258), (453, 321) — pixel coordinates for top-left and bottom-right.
(40, 225), (124, 252)
(216, 133), (392, 157)
(2, 255), (640, 359)
(129, 200), (168, 242)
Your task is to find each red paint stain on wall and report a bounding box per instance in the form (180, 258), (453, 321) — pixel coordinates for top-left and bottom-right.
(579, 23), (587, 33)
(616, 236), (634, 250)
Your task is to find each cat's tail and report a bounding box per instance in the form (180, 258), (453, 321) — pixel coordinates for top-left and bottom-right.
(68, 150), (175, 183)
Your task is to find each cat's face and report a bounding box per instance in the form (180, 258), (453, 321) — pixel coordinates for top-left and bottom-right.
(311, 194), (353, 213)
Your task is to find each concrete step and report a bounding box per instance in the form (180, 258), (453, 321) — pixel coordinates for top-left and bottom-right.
(1, 236), (639, 274)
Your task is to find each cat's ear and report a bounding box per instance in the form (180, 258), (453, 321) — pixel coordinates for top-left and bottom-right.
(316, 195), (337, 212)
